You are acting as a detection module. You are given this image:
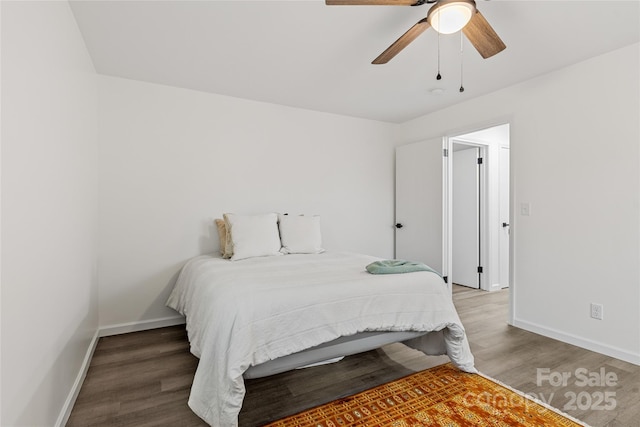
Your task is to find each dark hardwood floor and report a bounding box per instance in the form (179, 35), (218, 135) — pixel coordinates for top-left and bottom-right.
(66, 286), (639, 427)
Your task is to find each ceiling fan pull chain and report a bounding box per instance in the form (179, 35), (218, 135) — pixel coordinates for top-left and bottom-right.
(459, 31), (465, 93)
(436, 9), (442, 80)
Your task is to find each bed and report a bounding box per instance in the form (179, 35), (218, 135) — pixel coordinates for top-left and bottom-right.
(166, 250), (476, 426)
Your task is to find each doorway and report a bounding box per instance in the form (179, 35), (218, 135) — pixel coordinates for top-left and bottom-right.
(445, 124), (510, 292)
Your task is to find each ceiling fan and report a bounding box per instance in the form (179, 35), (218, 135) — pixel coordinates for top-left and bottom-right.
(326, 0), (506, 64)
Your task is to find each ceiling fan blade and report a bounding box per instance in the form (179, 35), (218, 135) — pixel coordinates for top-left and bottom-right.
(326, 0), (419, 5)
(462, 10), (506, 59)
(372, 18), (430, 64)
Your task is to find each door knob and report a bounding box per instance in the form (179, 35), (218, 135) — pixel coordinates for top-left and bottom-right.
(395, 223), (404, 229)
(502, 222), (510, 228)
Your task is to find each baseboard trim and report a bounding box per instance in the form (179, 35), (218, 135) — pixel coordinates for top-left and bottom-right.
(99, 315), (185, 337)
(512, 318), (640, 366)
(55, 330), (100, 427)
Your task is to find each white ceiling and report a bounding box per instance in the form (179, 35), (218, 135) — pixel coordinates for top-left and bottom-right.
(69, 0), (640, 123)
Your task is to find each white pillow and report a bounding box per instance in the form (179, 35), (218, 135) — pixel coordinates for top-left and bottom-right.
(223, 213), (282, 261)
(278, 214), (325, 254)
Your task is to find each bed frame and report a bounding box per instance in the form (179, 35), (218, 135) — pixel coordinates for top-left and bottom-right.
(243, 330), (430, 379)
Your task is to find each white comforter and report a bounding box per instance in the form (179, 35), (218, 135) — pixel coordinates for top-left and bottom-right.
(166, 252), (475, 426)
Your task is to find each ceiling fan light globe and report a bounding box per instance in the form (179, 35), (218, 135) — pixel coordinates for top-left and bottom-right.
(428, 1), (475, 34)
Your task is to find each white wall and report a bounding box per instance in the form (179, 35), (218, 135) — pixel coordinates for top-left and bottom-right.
(397, 43), (640, 364)
(98, 76), (396, 328)
(1, 2), (98, 426)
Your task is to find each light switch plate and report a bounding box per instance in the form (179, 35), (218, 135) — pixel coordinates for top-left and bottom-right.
(520, 202), (531, 216)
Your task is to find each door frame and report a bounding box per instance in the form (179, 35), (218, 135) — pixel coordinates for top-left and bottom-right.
(444, 139), (490, 290)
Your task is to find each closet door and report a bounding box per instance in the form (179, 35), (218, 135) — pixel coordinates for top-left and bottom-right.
(395, 138), (444, 274)
(451, 146), (480, 288)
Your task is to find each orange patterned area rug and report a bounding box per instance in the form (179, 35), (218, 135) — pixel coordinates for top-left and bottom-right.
(264, 363), (588, 427)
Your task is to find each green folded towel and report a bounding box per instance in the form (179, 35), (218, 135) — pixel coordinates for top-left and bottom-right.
(366, 259), (441, 276)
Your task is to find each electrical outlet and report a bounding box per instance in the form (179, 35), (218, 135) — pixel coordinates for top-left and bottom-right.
(590, 303), (603, 320)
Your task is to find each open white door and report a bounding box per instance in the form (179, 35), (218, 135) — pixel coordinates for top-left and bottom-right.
(499, 146), (510, 288)
(452, 146), (480, 288)
(395, 138), (444, 275)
